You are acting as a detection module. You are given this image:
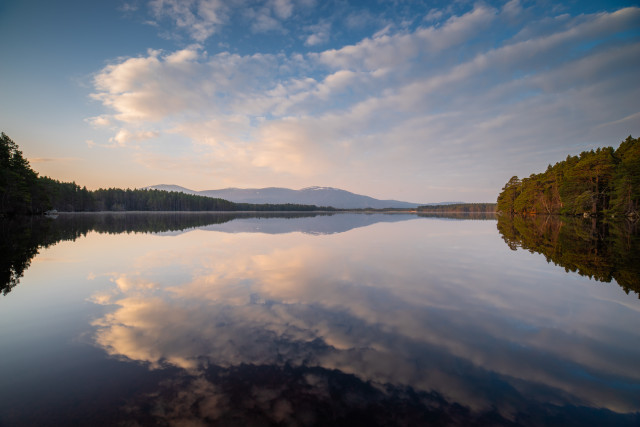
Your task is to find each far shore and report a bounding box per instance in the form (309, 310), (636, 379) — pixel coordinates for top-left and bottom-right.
(1, 210), (505, 219)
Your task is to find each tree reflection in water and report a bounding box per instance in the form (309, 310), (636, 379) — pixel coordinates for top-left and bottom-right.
(497, 215), (640, 297)
(0, 212), (313, 295)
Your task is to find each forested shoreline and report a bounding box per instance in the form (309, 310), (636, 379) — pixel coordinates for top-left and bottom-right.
(1, 133), (333, 215)
(497, 136), (639, 217)
(5, 131), (638, 217)
(417, 203), (496, 213)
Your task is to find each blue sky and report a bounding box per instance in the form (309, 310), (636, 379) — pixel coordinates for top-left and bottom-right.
(1, 0), (639, 202)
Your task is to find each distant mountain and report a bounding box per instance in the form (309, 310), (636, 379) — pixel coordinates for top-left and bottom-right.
(145, 184), (200, 195)
(145, 185), (433, 209)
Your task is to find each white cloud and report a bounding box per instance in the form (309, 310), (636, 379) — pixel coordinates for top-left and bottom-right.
(345, 9), (376, 29)
(424, 8), (444, 22)
(304, 21), (331, 46)
(110, 129), (159, 146)
(85, 115), (113, 128)
(149, 0), (228, 42)
(247, 7), (284, 33)
(89, 5), (640, 201)
(502, 0), (523, 19)
(270, 0), (294, 20)
(146, 0), (317, 40)
(316, 4), (497, 71)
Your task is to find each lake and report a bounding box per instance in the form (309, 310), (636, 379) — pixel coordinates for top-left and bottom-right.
(1, 212), (638, 426)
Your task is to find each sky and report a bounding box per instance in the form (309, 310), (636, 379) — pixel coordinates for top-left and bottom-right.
(1, 0), (639, 203)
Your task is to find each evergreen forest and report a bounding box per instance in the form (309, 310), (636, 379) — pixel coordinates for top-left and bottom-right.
(497, 136), (640, 217)
(417, 203), (496, 213)
(0, 133), (333, 215)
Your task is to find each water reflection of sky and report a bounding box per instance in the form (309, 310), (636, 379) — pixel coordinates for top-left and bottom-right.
(87, 217), (640, 413)
(1, 214), (639, 425)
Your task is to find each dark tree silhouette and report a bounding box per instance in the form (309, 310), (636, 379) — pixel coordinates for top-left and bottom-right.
(0, 133), (51, 215)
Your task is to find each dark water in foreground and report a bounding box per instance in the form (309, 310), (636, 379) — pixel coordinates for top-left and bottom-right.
(0, 213), (638, 426)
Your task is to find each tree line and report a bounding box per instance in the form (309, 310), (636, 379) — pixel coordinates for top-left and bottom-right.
(1, 133), (49, 214)
(417, 203), (496, 213)
(497, 136), (640, 217)
(1, 133), (334, 215)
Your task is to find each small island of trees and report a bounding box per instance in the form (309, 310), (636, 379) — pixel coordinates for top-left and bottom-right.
(497, 136), (639, 217)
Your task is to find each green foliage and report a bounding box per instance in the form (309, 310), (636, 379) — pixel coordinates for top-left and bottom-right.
(0, 133), (51, 215)
(610, 136), (640, 215)
(497, 176), (521, 215)
(416, 203), (497, 213)
(497, 136), (640, 217)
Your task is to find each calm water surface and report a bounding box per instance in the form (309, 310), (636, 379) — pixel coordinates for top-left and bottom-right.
(0, 213), (638, 426)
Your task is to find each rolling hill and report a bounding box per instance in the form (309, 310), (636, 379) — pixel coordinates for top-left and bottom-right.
(145, 185), (431, 209)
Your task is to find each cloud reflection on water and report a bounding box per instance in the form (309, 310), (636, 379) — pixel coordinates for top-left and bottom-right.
(89, 217), (640, 417)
